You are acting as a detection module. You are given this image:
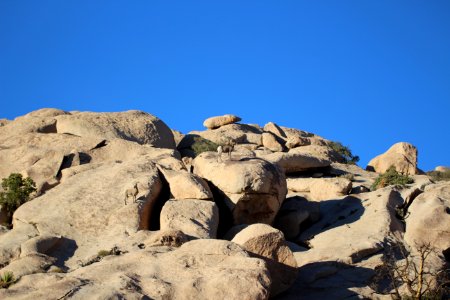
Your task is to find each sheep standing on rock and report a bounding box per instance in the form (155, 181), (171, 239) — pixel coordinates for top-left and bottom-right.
(217, 140), (236, 162)
(124, 183), (139, 205)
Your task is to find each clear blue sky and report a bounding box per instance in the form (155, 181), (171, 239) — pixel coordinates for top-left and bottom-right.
(1, 1), (449, 171)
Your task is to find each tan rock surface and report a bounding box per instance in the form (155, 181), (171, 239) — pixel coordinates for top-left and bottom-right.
(9, 156), (163, 269)
(263, 122), (287, 139)
(232, 223), (298, 296)
(404, 182), (450, 267)
(309, 178), (352, 200)
(262, 132), (285, 152)
(259, 148), (331, 174)
(160, 199), (219, 239)
(274, 196), (320, 239)
(367, 142), (418, 175)
(0, 239), (271, 300)
(188, 123), (263, 145)
(56, 110), (176, 148)
(160, 168), (213, 200)
(297, 189), (404, 266)
(193, 152), (287, 225)
(203, 114), (241, 129)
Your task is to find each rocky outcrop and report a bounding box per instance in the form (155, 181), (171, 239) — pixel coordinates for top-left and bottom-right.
(404, 182), (450, 267)
(2, 155), (166, 269)
(274, 196), (320, 239)
(203, 114), (242, 129)
(56, 110), (176, 149)
(0, 239), (272, 300)
(1, 108), (447, 299)
(367, 142), (418, 175)
(232, 223), (298, 296)
(259, 148), (331, 174)
(287, 177), (352, 200)
(189, 123), (263, 146)
(160, 168), (213, 200)
(262, 132), (285, 152)
(297, 189), (404, 265)
(160, 199), (219, 239)
(193, 152), (287, 225)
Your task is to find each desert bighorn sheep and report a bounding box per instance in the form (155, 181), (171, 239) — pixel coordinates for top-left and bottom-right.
(217, 139), (236, 162)
(124, 183), (139, 205)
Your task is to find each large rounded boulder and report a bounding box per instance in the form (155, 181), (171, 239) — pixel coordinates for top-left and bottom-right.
(56, 110), (176, 149)
(366, 142), (418, 175)
(193, 152), (287, 225)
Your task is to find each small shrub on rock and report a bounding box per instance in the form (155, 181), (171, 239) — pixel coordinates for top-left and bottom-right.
(0, 173), (36, 221)
(0, 271), (15, 289)
(371, 166), (414, 190)
(191, 137), (219, 157)
(426, 170), (450, 182)
(329, 141), (360, 165)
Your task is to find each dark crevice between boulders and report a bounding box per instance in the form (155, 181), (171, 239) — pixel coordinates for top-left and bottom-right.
(90, 139), (108, 150)
(286, 166), (334, 178)
(204, 180), (234, 239)
(148, 169), (171, 231)
(395, 188), (423, 225)
(37, 120), (57, 133)
(56, 152), (92, 180)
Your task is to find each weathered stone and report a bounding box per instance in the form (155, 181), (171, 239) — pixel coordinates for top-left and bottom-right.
(262, 132), (285, 152)
(0, 240), (271, 300)
(298, 189), (404, 266)
(232, 223), (298, 296)
(144, 229), (189, 247)
(367, 142), (418, 175)
(203, 114), (242, 129)
(404, 182), (450, 268)
(187, 123), (263, 146)
(160, 199), (219, 239)
(263, 122), (287, 139)
(56, 110), (176, 149)
(274, 196), (320, 239)
(160, 168), (213, 200)
(260, 148), (331, 174)
(10, 157), (163, 270)
(193, 152), (287, 225)
(20, 235), (62, 257)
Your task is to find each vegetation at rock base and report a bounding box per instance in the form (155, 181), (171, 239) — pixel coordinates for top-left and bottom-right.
(191, 136), (219, 157)
(371, 241), (450, 300)
(0, 173), (36, 221)
(426, 170), (450, 182)
(328, 141), (360, 165)
(0, 271), (15, 289)
(371, 166), (414, 190)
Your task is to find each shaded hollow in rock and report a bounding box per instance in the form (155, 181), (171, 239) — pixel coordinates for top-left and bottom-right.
(148, 170), (171, 230)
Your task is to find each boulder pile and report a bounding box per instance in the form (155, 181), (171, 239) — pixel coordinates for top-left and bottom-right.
(0, 109), (448, 299)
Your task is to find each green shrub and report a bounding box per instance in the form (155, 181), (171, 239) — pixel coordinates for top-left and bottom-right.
(191, 137), (218, 157)
(426, 170), (450, 182)
(0, 173), (36, 221)
(329, 141), (360, 165)
(0, 271), (15, 288)
(371, 166), (414, 190)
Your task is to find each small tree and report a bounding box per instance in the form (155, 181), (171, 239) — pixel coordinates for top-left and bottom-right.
(328, 141), (360, 165)
(372, 241), (450, 299)
(0, 173), (36, 221)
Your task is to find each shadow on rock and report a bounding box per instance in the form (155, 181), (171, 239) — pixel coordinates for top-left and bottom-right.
(47, 237), (78, 270)
(300, 196), (365, 242)
(274, 261), (375, 300)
